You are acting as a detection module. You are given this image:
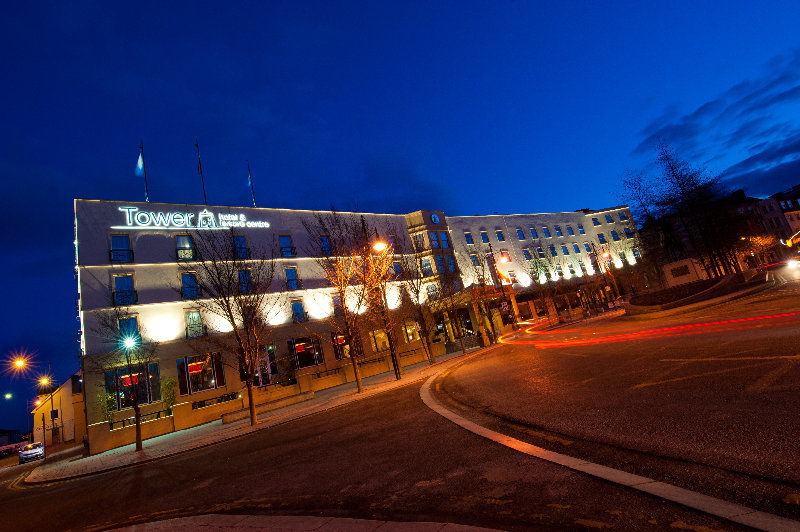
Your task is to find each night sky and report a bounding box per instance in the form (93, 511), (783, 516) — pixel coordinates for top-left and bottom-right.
(2, 2), (799, 430)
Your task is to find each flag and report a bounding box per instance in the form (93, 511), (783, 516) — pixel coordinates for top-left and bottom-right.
(247, 168), (252, 187)
(136, 153), (145, 177)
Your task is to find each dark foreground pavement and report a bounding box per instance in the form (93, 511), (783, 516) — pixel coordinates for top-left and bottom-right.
(0, 380), (738, 531)
(438, 280), (800, 522)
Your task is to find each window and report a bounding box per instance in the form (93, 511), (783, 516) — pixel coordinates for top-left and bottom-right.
(447, 256), (456, 273)
(555, 265), (563, 277)
(369, 329), (390, 352)
(611, 230), (620, 241)
(619, 251), (626, 262)
(633, 248), (641, 259)
(118, 316), (139, 339)
(320, 235), (331, 256)
(420, 258), (434, 277)
(565, 263), (574, 276)
(289, 337), (322, 368)
(470, 254), (480, 267)
(624, 227), (634, 239)
(566, 225), (574, 236)
(605, 214), (614, 223)
(598, 233), (607, 244)
(480, 231), (490, 243)
(592, 217), (600, 226)
(238, 269), (252, 293)
(579, 261), (587, 273)
(516, 229), (525, 240)
(464, 231), (474, 245)
(522, 248), (532, 260)
(440, 232), (450, 249)
(233, 235), (249, 259)
(554, 225), (563, 237)
(185, 310), (205, 338)
(104, 363), (161, 410)
(561, 245), (569, 255)
(537, 247), (546, 258)
(181, 272), (199, 299)
(413, 233), (426, 251)
(496, 230), (505, 242)
(177, 353), (225, 395)
(578, 224), (585, 235)
(291, 299), (306, 323)
(530, 227), (539, 239)
(332, 333), (353, 360)
(500, 249), (510, 261)
(429, 231), (440, 249)
(619, 211), (628, 221)
(392, 261), (402, 278)
(508, 270), (517, 283)
(548, 245), (557, 257)
(113, 275), (136, 305)
(434, 256), (445, 274)
(285, 267), (300, 290)
(109, 234), (133, 263)
(572, 243), (580, 254)
(176, 235), (195, 261)
(279, 235), (295, 257)
(542, 227), (551, 238)
(426, 284), (440, 300)
(584, 242), (592, 253)
(403, 320), (420, 343)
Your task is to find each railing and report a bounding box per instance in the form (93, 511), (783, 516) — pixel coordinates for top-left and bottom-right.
(258, 376), (297, 389)
(113, 290), (138, 306)
(312, 368), (341, 379)
(399, 347), (424, 358)
(176, 248), (196, 261)
(109, 408), (171, 430)
(109, 249), (134, 263)
(191, 391), (238, 410)
(292, 312), (309, 324)
(280, 246), (297, 258)
(185, 324), (208, 339)
(357, 356), (385, 366)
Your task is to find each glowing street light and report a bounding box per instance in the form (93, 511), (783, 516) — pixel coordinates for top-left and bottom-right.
(39, 376), (50, 387)
(3, 393), (11, 400)
(372, 241), (388, 253)
(122, 336), (138, 350)
(35, 399), (42, 406)
(14, 358), (25, 369)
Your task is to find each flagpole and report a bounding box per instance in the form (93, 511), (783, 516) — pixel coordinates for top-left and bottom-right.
(247, 160), (257, 208)
(140, 141), (150, 202)
(195, 139), (208, 205)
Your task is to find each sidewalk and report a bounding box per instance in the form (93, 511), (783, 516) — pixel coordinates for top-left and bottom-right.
(116, 513), (498, 531)
(26, 346), (492, 484)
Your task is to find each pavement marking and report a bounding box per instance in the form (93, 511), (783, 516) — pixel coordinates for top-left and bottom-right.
(420, 372), (800, 532)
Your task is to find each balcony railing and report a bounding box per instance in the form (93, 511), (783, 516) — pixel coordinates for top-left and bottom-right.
(109, 249), (133, 263)
(109, 408), (171, 431)
(113, 290), (138, 306)
(292, 312), (309, 324)
(177, 248), (196, 261)
(185, 324), (207, 339)
(280, 246), (297, 258)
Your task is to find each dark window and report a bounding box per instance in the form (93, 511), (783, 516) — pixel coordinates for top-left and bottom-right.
(480, 231), (489, 243)
(561, 245), (569, 255)
(118, 316), (139, 339)
(619, 211), (628, 221)
(605, 214), (614, 223)
(496, 230), (505, 242)
(566, 225), (575, 236)
(470, 254), (480, 267)
(464, 232), (474, 245)
(233, 235), (249, 259)
(542, 227), (551, 238)
(554, 225), (563, 237)
(516, 229), (525, 240)
(109, 234), (133, 263)
(176, 235), (195, 261)
(320, 235), (331, 255)
(426, 284), (439, 300)
(291, 300), (306, 323)
(611, 230), (620, 241)
(429, 231), (440, 249)
(332, 295), (344, 318)
(537, 247), (545, 258)
(113, 275), (136, 305)
(522, 248), (532, 260)
(181, 272), (199, 299)
(573, 243), (580, 254)
(238, 269), (252, 293)
(70, 374), (82, 394)
(413, 233), (426, 251)
(434, 256), (445, 274)
(392, 261), (402, 278)
(177, 353), (225, 395)
(279, 235), (296, 257)
(447, 256), (456, 273)
(568, 264), (575, 275)
(285, 267), (300, 290)
(549, 245), (557, 257)
(633, 248), (641, 258)
(592, 217), (600, 226)
(624, 227), (634, 238)
(584, 242), (592, 253)
(598, 233), (607, 244)
(530, 227), (539, 239)
(440, 231), (450, 249)
(578, 224), (585, 235)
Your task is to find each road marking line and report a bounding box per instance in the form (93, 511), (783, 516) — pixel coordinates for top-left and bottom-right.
(420, 373), (800, 532)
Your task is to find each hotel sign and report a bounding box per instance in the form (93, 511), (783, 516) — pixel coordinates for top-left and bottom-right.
(111, 206), (270, 230)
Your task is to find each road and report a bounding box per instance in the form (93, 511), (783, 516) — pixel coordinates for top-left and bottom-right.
(3, 274), (799, 530)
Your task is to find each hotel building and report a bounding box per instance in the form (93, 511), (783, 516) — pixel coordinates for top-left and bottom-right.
(74, 199), (637, 453)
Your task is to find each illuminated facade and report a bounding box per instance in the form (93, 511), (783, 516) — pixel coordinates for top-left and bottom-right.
(74, 199), (636, 453)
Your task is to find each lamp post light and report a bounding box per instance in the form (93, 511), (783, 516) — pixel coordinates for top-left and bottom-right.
(3, 393), (11, 400)
(371, 241), (402, 380)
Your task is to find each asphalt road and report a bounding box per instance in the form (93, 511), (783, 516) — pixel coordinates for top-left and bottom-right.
(439, 270), (800, 521)
(0, 379), (739, 530)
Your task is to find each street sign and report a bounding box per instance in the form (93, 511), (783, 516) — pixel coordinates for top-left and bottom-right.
(501, 301), (509, 312)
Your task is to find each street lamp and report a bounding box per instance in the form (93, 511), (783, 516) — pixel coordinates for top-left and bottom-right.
(39, 376), (50, 387)
(370, 240), (402, 380)
(3, 393), (11, 400)
(372, 241), (388, 253)
(122, 336), (138, 350)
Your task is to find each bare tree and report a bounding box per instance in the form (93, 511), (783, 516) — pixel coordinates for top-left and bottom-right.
(395, 246), (436, 362)
(89, 306), (160, 452)
(365, 239), (404, 379)
(456, 242), (499, 343)
(176, 229), (278, 426)
(434, 255), (468, 355)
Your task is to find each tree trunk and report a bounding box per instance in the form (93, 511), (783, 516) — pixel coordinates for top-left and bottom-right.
(386, 328), (401, 380)
(350, 356), (364, 392)
(246, 380), (257, 426)
(133, 403), (143, 452)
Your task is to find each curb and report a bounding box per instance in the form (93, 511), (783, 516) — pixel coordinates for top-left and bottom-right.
(24, 346), (499, 485)
(420, 361), (800, 532)
(626, 280), (774, 316)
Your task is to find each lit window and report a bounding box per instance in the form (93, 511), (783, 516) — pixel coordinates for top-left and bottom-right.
(592, 217), (600, 226)
(578, 224), (585, 235)
(522, 248), (532, 260)
(109, 234), (133, 263)
(412, 233), (425, 251)
(508, 271), (517, 283)
(516, 229), (525, 240)
(561, 245), (569, 255)
(470, 254), (480, 267)
(566, 225), (574, 236)
(369, 329), (390, 352)
(285, 267), (301, 290)
(464, 232), (474, 245)
(420, 258), (434, 277)
(290, 337), (322, 368)
(113, 275), (136, 306)
(176, 235), (195, 261)
(598, 233), (607, 244)
(572, 243), (580, 254)
(530, 227), (539, 239)
(611, 230), (620, 241)
(605, 214), (614, 223)
(429, 231), (440, 249)
(542, 227), (551, 238)
(500, 249), (511, 261)
(496, 230), (505, 242)
(440, 231), (450, 249)
(279, 235), (296, 257)
(181, 272), (199, 299)
(426, 284), (439, 300)
(480, 231), (489, 243)
(403, 320), (420, 343)
(177, 354), (225, 396)
(554, 225), (563, 237)
(104, 362), (161, 410)
(185, 310), (205, 338)
(549, 245), (557, 257)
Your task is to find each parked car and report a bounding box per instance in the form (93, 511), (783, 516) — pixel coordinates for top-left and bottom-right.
(18, 442), (45, 464)
(0, 441), (27, 457)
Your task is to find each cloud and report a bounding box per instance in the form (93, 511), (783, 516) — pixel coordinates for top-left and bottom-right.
(633, 48), (800, 196)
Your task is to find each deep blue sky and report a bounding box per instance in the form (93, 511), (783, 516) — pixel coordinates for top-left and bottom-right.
(2, 2), (800, 430)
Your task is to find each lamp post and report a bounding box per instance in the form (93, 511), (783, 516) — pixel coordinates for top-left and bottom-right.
(371, 241), (402, 380)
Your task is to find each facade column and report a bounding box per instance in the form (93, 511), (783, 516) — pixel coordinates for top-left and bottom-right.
(509, 292), (521, 322)
(471, 301), (489, 346)
(442, 312), (456, 342)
